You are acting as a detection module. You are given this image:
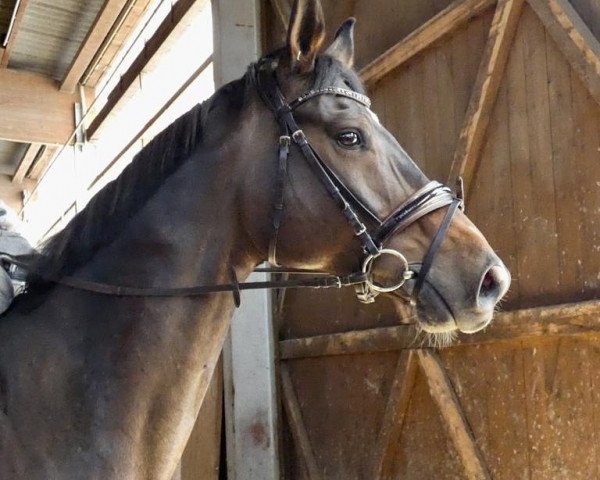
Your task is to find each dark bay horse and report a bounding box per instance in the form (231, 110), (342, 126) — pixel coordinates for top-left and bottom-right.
(0, 0), (510, 478)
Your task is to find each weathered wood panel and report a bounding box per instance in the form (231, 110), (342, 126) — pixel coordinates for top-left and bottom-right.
(470, 4), (600, 309)
(266, 0), (600, 478)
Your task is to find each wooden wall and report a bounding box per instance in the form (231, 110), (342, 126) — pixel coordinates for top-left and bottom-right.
(264, 0), (600, 478)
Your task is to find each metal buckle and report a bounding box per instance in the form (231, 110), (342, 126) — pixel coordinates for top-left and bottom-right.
(292, 129), (306, 144)
(361, 248), (414, 293)
(355, 282), (377, 303)
(279, 135), (291, 147)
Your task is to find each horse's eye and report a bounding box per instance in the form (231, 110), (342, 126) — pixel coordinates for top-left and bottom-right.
(336, 130), (362, 149)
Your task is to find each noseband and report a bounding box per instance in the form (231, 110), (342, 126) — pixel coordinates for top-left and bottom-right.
(251, 58), (463, 304)
(1, 58), (463, 308)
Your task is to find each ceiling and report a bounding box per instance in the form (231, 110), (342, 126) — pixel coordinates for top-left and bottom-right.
(0, 0), (154, 210)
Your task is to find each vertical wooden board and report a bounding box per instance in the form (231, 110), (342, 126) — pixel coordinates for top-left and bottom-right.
(180, 361), (223, 480)
(423, 42), (446, 180)
(393, 58), (428, 168)
(570, 69), (600, 296)
(505, 7), (560, 309)
(545, 26), (585, 304)
(388, 369), (466, 479)
(433, 46), (458, 180)
(504, 9), (530, 309)
(283, 352), (400, 479)
(442, 344), (529, 480)
(522, 338), (598, 479)
(520, 6), (561, 305)
(469, 74), (520, 308)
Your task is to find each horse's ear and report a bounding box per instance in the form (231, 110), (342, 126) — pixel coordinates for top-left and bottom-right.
(287, 0), (326, 74)
(325, 18), (355, 68)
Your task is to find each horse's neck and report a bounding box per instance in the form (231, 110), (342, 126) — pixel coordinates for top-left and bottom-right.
(3, 155), (259, 479)
(80, 155), (257, 476)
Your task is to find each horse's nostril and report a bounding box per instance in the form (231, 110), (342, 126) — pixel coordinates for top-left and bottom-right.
(479, 265), (510, 304)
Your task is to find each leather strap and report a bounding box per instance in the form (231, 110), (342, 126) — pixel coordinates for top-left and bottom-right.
(409, 198), (461, 304)
(0, 253), (368, 301)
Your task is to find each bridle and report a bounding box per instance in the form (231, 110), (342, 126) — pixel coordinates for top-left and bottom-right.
(251, 57), (463, 305)
(0, 57), (463, 308)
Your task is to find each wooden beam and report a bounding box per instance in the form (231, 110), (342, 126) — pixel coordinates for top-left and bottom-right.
(88, 54), (212, 190)
(12, 142), (41, 184)
(280, 325), (416, 359)
(84, 0), (154, 87)
(279, 299), (600, 358)
(0, 69), (79, 144)
(87, 0), (206, 138)
(371, 351), (418, 479)
(448, 0), (525, 189)
(1, 0), (29, 68)
(417, 350), (491, 480)
(280, 365), (322, 480)
(28, 145), (58, 180)
(60, 0), (130, 93)
(359, 0), (495, 87)
(527, 0), (600, 106)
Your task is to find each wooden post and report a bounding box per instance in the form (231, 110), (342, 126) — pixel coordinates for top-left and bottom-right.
(213, 0), (280, 478)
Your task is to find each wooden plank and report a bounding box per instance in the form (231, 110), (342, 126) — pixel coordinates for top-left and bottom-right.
(521, 5), (561, 305)
(527, 0), (600, 106)
(422, 47), (444, 179)
(60, 0), (130, 93)
(468, 72), (521, 307)
(12, 142), (41, 184)
(0, 0), (28, 68)
(371, 351), (418, 479)
(88, 54), (212, 190)
(28, 145), (58, 180)
(87, 0), (205, 138)
(504, 8), (529, 308)
(417, 350), (491, 480)
(84, 0), (154, 87)
(545, 23), (584, 303)
(448, 0), (525, 190)
(278, 300), (600, 358)
(0, 69), (78, 145)
(280, 364), (322, 480)
(571, 61), (600, 296)
(359, 0), (495, 87)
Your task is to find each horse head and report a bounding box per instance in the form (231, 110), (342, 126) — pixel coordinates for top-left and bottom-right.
(237, 0), (510, 337)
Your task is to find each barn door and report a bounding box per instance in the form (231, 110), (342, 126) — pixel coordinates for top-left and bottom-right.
(264, 0), (600, 478)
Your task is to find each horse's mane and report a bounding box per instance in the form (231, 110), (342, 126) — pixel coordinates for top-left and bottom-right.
(26, 75), (249, 287)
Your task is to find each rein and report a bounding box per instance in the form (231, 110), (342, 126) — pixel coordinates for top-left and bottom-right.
(1, 57), (463, 308)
